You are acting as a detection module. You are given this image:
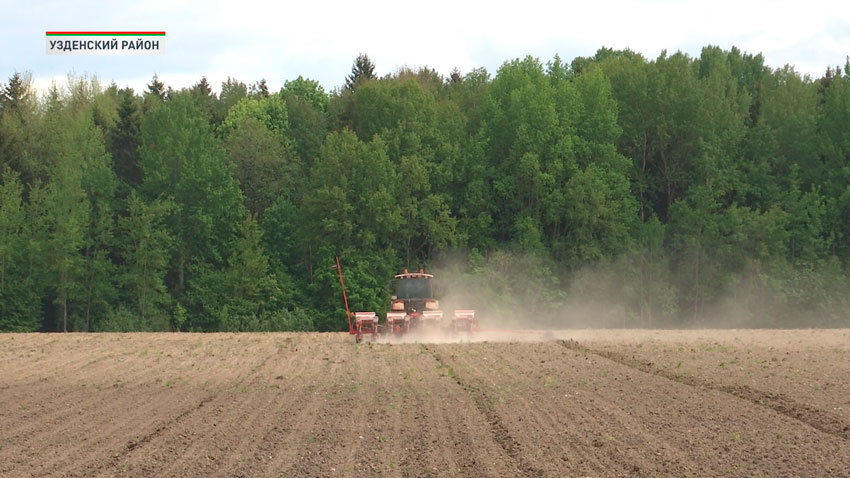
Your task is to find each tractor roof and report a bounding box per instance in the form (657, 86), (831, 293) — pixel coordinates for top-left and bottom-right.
(394, 272), (434, 279)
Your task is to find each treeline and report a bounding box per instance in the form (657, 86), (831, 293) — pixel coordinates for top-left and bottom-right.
(1, 46), (849, 332)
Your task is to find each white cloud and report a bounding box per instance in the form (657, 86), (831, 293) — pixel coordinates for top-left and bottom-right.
(5, 0), (850, 95)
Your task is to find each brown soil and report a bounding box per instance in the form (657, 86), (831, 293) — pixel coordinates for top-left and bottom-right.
(1, 330), (849, 477)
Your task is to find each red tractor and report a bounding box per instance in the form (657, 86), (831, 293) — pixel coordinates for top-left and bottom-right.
(386, 269), (442, 337)
(385, 268), (477, 340)
(335, 257), (476, 342)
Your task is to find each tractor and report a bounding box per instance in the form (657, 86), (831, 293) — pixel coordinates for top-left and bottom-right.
(386, 269), (477, 339)
(386, 269), (443, 338)
(335, 257), (476, 342)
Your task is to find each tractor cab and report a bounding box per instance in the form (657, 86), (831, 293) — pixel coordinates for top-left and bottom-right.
(390, 269), (438, 315)
(383, 267), (475, 338)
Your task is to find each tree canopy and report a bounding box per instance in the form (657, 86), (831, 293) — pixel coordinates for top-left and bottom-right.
(1, 49), (850, 332)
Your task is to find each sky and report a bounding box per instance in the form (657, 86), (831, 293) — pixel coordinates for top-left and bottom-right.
(2, 0), (849, 95)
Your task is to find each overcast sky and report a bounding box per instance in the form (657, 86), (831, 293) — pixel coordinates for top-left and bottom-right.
(2, 0), (849, 95)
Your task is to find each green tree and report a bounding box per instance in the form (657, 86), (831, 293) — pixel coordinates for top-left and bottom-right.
(108, 87), (142, 190)
(119, 191), (174, 330)
(623, 216), (678, 325)
(139, 94), (245, 310)
(223, 116), (297, 214)
(281, 76), (330, 169)
(219, 94), (290, 138)
(44, 154), (88, 332)
(345, 53), (377, 92)
(396, 154), (461, 264)
(78, 146), (118, 332)
(0, 72), (32, 114)
(445, 67), (490, 134)
(0, 72), (39, 186)
(190, 76), (219, 125)
(300, 132), (402, 327)
(482, 56), (562, 244)
(216, 216), (283, 331)
(0, 168), (40, 331)
(249, 79), (270, 98)
(143, 74), (166, 112)
(283, 93), (328, 170)
(817, 71), (850, 266)
(259, 196), (304, 304)
(304, 131), (400, 252)
(32, 95), (118, 331)
(0, 168), (25, 289)
(219, 77), (248, 119)
(282, 76), (329, 111)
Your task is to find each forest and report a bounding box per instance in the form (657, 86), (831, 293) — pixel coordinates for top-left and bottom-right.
(1, 46), (849, 332)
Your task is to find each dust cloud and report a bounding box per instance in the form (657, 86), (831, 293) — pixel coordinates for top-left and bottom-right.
(428, 251), (630, 333)
(373, 329), (556, 345)
(423, 250), (850, 332)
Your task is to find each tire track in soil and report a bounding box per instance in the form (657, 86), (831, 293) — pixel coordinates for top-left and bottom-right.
(373, 362), (433, 478)
(373, 347), (439, 477)
(387, 344), (513, 478)
(211, 337), (347, 477)
(0, 352), (187, 447)
(0, 334), (217, 435)
(278, 339), (388, 477)
(423, 345), (544, 478)
(0, 338), (222, 458)
(0, 336), (224, 477)
(426, 343), (683, 477)
(467, 342), (704, 477)
(432, 340), (850, 477)
(124, 394), (215, 451)
(0, 336), (219, 477)
(91, 342), (280, 478)
(172, 334), (351, 477)
(0, 389), (210, 478)
(74, 334), (326, 478)
(208, 392), (309, 477)
(276, 340), (518, 478)
(559, 339), (850, 441)
(10, 333), (850, 477)
(82, 392), (217, 476)
(0, 386), (122, 443)
(0, 349), (133, 410)
(215, 381), (326, 478)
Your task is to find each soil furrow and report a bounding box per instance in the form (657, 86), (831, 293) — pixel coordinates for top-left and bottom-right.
(424, 345), (543, 478)
(392, 344), (502, 478)
(3, 332), (850, 478)
(485, 342), (704, 476)
(431, 343), (679, 477)
(113, 348), (277, 477)
(225, 341), (345, 477)
(559, 339), (850, 441)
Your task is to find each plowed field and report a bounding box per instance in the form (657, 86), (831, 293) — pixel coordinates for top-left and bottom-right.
(1, 330), (849, 477)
